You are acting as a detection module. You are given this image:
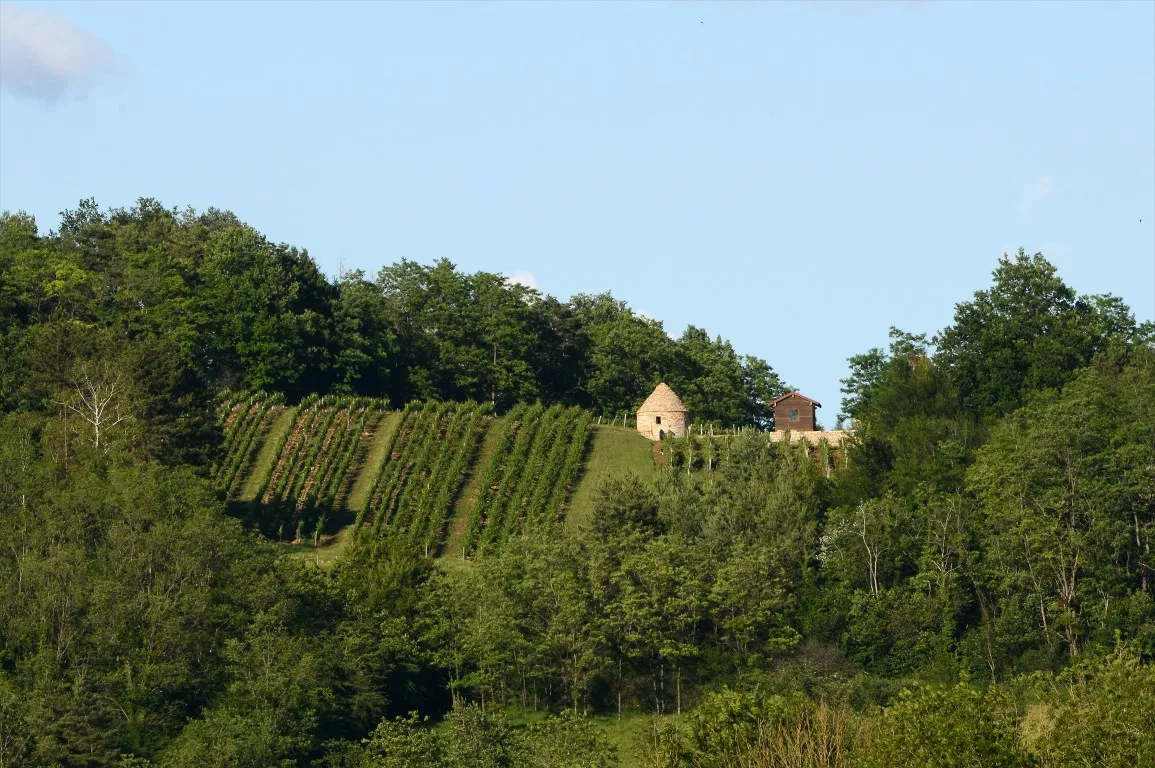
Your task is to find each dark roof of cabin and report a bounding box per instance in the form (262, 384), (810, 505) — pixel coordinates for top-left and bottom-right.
(769, 391), (822, 408)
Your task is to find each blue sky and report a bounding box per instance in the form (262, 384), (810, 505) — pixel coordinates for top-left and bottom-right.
(2, 0), (1153, 415)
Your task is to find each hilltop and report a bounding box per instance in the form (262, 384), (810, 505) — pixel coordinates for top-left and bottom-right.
(211, 392), (676, 562)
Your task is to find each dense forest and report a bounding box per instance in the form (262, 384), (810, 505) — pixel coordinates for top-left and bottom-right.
(1, 200), (1153, 767)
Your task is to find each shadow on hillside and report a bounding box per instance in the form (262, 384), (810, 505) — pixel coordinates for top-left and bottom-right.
(225, 498), (358, 543)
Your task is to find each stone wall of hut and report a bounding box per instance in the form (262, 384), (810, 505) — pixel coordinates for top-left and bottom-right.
(637, 410), (689, 440)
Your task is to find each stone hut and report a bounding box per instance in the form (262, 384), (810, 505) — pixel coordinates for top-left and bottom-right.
(637, 383), (689, 440)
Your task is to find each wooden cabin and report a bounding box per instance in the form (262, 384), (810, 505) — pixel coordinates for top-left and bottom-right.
(770, 391), (821, 432)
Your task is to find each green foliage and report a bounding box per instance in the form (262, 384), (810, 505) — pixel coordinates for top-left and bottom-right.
(514, 711), (617, 768)
(242, 395), (386, 539)
(5, 209), (1155, 767)
(357, 713), (444, 768)
(648, 688), (854, 768)
(935, 249), (1140, 417)
(968, 354), (1155, 663)
(444, 703), (517, 768)
(0, 430), (260, 763)
(355, 401), (491, 552)
(2, 199), (780, 433)
(855, 681), (1032, 768)
(1035, 645), (1155, 768)
(214, 390), (286, 495)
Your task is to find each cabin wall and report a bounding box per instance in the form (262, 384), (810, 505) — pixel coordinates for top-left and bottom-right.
(773, 395), (817, 432)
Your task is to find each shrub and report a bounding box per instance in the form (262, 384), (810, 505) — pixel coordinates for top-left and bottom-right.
(854, 680), (1032, 768)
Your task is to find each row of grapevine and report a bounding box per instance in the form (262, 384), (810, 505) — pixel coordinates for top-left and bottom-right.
(356, 401), (492, 554)
(463, 404), (591, 554)
(212, 391), (286, 496)
(661, 431), (840, 474)
(661, 433), (732, 473)
(251, 394), (387, 539)
(461, 403), (530, 551)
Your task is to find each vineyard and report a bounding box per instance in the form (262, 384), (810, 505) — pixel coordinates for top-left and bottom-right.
(214, 395), (612, 558)
(463, 404), (592, 555)
(215, 392), (389, 540)
(212, 391), (287, 497)
(354, 401), (493, 555)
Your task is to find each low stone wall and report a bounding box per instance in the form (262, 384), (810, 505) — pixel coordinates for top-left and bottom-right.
(767, 429), (851, 447)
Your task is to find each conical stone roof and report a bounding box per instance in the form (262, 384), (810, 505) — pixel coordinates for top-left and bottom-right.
(638, 383), (688, 413)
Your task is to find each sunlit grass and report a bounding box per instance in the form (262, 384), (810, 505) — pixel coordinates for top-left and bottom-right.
(567, 425), (657, 529)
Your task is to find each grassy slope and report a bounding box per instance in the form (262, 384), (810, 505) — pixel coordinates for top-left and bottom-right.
(565, 425), (657, 529)
(441, 416), (502, 559)
(281, 523), (355, 567)
(237, 407), (298, 502)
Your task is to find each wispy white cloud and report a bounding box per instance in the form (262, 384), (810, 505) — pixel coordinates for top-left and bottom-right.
(0, 3), (123, 103)
(1018, 175), (1056, 217)
(507, 271), (539, 291)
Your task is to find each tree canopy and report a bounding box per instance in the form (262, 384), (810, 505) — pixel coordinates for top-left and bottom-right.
(1, 200), (786, 436)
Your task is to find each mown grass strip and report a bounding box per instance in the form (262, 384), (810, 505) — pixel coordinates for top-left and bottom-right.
(344, 410), (401, 516)
(411, 403), (491, 554)
(221, 398), (279, 496)
(238, 406), (298, 502)
(526, 407), (582, 527)
(470, 403), (540, 553)
(406, 403), (470, 545)
(493, 405), (560, 544)
(546, 409), (594, 524)
(373, 404), (439, 534)
(462, 403), (528, 553)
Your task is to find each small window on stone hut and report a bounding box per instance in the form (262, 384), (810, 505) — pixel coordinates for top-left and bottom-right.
(788, 409), (799, 422)
(655, 416), (662, 425)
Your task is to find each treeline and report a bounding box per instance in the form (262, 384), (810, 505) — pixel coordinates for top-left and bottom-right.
(0, 199), (785, 465)
(828, 251), (1154, 677)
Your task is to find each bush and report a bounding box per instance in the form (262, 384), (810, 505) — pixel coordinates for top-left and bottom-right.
(357, 713), (443, 768)
(1036, 646), (1155, 768)
(514, 711), (617, 768)
(648, 688), (855, 768)
(854, 681), (1032, 768)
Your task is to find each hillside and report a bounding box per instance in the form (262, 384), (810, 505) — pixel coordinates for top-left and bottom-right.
(216, 394), (657, 560)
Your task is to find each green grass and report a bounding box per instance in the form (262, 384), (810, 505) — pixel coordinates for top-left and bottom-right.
(343, 410), (402, 514)
(237, 407), (297, 502)
(595, 710), (672, 768)
(566, 425), (657, 529)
